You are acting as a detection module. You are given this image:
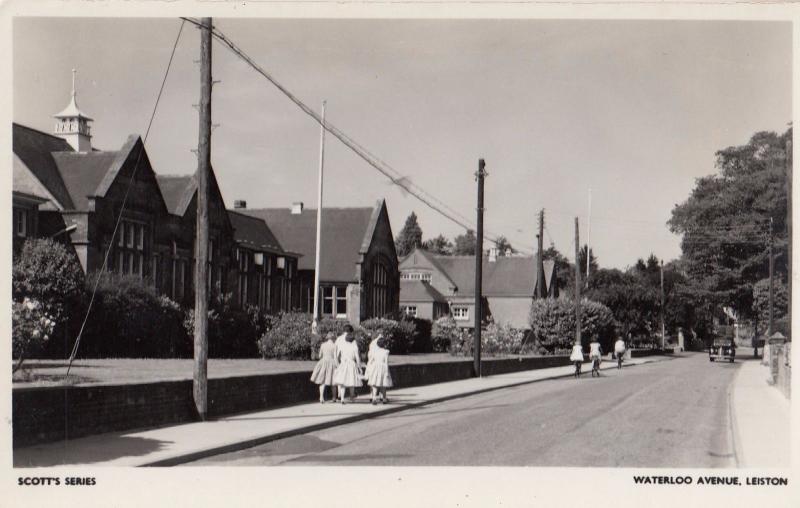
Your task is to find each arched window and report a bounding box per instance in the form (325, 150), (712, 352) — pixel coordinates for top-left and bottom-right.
(371, 259), (396, 318)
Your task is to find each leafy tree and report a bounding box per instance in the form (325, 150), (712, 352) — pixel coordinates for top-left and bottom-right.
(543, 245), (572, 293)
(752, 277), (789, 326)
(453, 229), (477, 256)
(422, 234), (454, 256)
(493, 236), (514, 255)
(578, 244), (598, 280)
(668, 127), (791, 319)
(395, 212), (423, 257)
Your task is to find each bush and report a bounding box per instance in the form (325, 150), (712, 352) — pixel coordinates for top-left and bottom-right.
(432, 316), (459, 352)
(184, 294), (271, 358)
(258, 312), (316, 360)
(529, 297), (616, 354)
(78, 272), (187, 358)
(12, 297), (56, 371)
(448, 322), (528, 357)
(407, 317), (433, 353)
(361, 317), (417, 355)
(13, 238), (85, 349)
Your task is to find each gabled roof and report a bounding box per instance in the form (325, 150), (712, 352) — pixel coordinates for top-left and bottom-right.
(399, 247), (458, 291)
(239, 204), (378, 282)
(12, 123), (75, 209)
(227, 210), (287, 256)
(431, 255), (543, 298)
(156, 174), (195, 215)
(399, 279), (448, 303)
(52, 151), (118, 210)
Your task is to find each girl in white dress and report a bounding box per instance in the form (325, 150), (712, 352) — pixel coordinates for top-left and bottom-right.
(310, 332), (338, 403)
(367, 337), (393, 404)
(333, 334), (362, 404)
(364, 331), (382, 384)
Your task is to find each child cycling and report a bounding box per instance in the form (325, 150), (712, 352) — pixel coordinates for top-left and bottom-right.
(570, 342), (584, 378)
(614, 336), (626, 369)
(589, 337), (603, 377)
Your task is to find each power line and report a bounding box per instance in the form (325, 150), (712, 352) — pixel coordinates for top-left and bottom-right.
(180, 17), (539, 255)
(66, 19), (186, 375)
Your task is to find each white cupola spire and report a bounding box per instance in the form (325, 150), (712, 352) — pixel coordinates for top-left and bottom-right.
(53, 69), (93, 152)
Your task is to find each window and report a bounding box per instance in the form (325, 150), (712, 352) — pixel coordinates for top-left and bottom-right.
(14, 208), (27, 237)
(401, 272), (431, 282)
(402, 306), (417, 317)
(321, 285), (347, 318)
(238, 249), (250, 305)
(452, 306), (469, 321)
(116, 220), (147, 277)
(372, 262), (392, 318)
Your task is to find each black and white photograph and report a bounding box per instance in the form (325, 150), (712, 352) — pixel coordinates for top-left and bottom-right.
(3, 2), (797, 507)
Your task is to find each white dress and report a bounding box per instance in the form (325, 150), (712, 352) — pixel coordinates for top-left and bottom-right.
(333, 341), (362, 387)
(367, 347), (393, 388)
(569, 345), (583, 362)
(364, 338), (380, 380)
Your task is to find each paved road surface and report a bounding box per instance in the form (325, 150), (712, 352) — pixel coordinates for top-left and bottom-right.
(186, 352), (739, 467)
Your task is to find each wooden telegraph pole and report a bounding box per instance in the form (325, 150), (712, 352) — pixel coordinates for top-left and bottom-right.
(536, 210), (547, 298)
(474, 159), (486, 378)
(574, 217), (581, 346)
(768, 216), (774, 337)
(660, 259), (665, 349)
(311, 101), (327, 335)
(193, 17), (212, 421)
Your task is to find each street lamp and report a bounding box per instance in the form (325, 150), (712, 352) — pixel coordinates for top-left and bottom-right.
(50, 224), (77, 238)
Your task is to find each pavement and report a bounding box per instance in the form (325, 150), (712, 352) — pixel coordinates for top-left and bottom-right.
(14, 354), (670, 468)
(729, 354), (791, 468)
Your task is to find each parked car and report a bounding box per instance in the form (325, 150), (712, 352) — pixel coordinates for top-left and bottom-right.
(709, 337), (736, 363)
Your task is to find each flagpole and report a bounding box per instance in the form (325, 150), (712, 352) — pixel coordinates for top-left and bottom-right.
(586, 188), (591, 287)
(312, 101), (326, 334)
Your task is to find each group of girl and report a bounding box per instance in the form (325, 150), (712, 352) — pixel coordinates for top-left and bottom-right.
(309, 327), (393, 405)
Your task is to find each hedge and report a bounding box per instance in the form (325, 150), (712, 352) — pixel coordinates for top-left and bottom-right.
(529, 297), (616, 354)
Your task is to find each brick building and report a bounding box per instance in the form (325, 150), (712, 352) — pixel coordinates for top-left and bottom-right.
(239, 200), (399, 324)
(11, 80), (298, 313)
(398, 246), (558, 329)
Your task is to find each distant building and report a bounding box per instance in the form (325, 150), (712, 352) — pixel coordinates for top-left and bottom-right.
(11, 74), (298, 313)
(239, 200), (399, 324)
(398, 246), (558, 329)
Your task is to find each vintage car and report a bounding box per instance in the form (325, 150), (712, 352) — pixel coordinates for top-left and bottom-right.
(709, 338), (736, 363)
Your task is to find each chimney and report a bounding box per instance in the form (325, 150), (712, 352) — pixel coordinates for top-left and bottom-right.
(488, 247), (498, 262)
(291, 202), (304, 214)
(233, 200), (247, 209)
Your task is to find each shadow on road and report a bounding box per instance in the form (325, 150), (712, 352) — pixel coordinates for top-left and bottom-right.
(14, 435), (173, 467)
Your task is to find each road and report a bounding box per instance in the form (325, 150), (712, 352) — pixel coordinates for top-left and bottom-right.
(185, 352), (739, 467)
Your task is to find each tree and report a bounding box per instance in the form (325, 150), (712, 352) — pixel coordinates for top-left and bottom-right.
(493, 236), (514, 255)
(543, 245), (572, 294)
(422, 234), (453, 256)
(453, 229), (477, 256)
(578, 244), (598, 279)
(395, 212), (423, 257)
(668, 127), (791, 319)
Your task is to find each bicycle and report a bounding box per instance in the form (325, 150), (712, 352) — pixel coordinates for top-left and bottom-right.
(590, 356), (601, 377)
(616, 351), (624, 370)
(573, 360), (582, 378)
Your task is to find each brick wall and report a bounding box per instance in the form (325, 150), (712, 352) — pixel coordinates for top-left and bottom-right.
(14, 355), (574, 448)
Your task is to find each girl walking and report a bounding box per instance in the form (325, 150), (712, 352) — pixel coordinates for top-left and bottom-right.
(333, 333), (362, 404)
(367, 337), (393, 404)
(310, 332), (338, 403)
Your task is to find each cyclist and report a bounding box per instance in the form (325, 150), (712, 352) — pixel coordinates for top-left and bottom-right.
(614, 336), (626, 370)
(589, 337), (603, 377)
(569, 342), (584, 378)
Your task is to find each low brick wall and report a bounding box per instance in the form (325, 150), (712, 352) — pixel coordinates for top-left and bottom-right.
(13, 355), (574, 448)
(630, 348), (671, 358)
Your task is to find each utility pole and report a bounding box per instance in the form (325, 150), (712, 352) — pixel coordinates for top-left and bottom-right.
(660, 259), (665, 350)
(586, 188), (592, 287)
(786, 139), (792, 341)
(311, 101), (326, 335)
(474, 159), (486, 378)
(574, 217), (581, 346)
(193, 17), (212, 421)
(768, 216), (774, 336)
(536, 209), (547, 298)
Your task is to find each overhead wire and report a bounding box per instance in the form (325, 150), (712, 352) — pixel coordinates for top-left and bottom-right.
(65, 19), (186, 375)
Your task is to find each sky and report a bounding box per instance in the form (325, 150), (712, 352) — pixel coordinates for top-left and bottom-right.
(12, 17), (792, 269)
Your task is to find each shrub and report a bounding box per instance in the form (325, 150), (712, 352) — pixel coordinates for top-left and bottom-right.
(12, 238), (85, 346)
(407, 317), (433, 353)
(12, 297), (56, 371)
(258, 312), (316, 360)
(78, 272), (187, 358)
(184, 294), (271, 358)
(529, 297), (616, 354)
(448, 322), (528, 357)
(361, 317), (417, 355)
(432, 316), (459, 352)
